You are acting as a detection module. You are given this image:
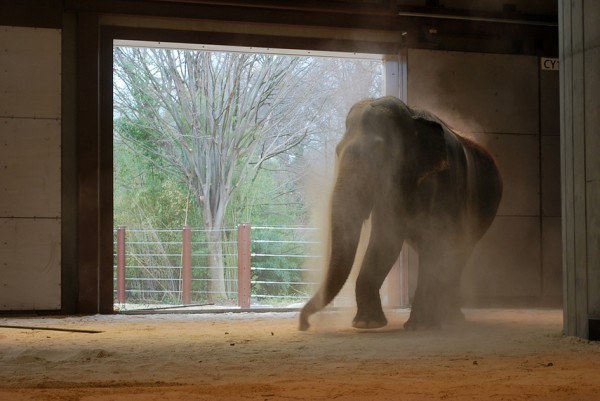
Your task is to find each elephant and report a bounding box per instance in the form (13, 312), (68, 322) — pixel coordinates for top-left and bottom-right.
(299, 96), (502, 331)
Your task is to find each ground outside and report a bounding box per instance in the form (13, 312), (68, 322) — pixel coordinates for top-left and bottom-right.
(0, 308), (599, 400)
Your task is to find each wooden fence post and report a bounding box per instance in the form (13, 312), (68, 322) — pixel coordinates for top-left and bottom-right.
(182, 225), (192, 305)
(237, 223), (251, 308)
(116, 226), (126, 304)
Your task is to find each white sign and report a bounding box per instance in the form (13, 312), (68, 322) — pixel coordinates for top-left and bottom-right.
(541, 57), (559, 71)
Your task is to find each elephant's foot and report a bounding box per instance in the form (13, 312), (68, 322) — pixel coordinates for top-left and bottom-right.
(403, 307), (442, 331)
(442, 307), (465, 325)
(404, 306), (464, 330)
(403, 315), (441, 331)
(353, 318), (387, 329)
(352, 308), (388, 329)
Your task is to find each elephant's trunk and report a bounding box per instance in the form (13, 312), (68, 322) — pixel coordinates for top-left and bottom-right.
(299, 117), (379, 331)
(299, 182), (371, 331)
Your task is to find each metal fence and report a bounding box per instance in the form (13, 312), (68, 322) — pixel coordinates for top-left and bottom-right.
(113, 224), (323, 308)
(250, 226), (322, 306)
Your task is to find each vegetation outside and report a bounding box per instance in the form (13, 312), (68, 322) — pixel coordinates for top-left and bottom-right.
(113, 44), (382, 306)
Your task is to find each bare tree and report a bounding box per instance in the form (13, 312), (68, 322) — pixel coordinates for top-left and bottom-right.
(114, 47), (316, 300)
(290, 57), (383, 198)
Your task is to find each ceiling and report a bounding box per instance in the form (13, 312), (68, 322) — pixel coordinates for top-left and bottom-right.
(65, 0), (558, 55)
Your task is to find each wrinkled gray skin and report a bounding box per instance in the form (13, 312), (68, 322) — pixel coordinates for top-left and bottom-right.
(299, 96), (502, 331)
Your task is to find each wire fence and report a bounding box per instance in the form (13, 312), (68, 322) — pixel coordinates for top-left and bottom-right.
(250, 226), (322, 306)
(113, 225), (324, 308)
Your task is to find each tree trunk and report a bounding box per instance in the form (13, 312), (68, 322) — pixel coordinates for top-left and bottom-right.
(206, 230), (227, 301)
(200, 187), (229, 302)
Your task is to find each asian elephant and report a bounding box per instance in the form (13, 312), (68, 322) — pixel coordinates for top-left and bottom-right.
(299, 96), (502, 331)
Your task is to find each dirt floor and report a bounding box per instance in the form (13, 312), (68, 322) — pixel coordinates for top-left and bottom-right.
(0, 308), (599, 401)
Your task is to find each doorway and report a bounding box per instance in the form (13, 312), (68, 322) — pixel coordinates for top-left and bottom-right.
(112, 40), (385, 311)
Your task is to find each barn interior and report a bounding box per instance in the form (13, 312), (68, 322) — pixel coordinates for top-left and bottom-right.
(0, 0), (599, 399)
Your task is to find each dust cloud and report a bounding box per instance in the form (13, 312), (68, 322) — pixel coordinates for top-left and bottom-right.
(303, 94), (516, 332)
(298, 94), (507, 328)
(2, 309), (597, 400)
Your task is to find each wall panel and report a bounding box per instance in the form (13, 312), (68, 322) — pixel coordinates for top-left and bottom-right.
(463, 216), (541, 298)
(407, 49), (539, 135)
(0, 219), (61, 310)
(541, 135), (561, 217)
(0, 118), (61, 217)
(473, 132), (540, 217)
(542, 216), (562, 297)
(0, 26), (61, 118)
(407, 49), (548, 304)
(540, 69), (560, 136)
(539, 63), (561, 304)
(0, 26), (61, 310)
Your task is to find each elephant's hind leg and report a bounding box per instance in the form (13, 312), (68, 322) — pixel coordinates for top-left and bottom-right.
(404, 242), (468, 330)
(403, 263), (443, 330)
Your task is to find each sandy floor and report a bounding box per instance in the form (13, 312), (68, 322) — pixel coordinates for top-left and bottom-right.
(0, 308), (599, 400)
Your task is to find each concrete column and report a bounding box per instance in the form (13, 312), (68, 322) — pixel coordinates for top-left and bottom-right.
(383, 49), (407, 101)
(559, 0), (600, 339)
(382, 50), (409, 308)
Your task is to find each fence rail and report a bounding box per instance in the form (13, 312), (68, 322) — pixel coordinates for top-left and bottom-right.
(113, 224), (323, 308)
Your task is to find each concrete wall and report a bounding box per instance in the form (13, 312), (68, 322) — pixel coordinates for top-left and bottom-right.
(0, 36), (562, 311)
(0, 2), (563, 314)
(560, 0), (600, 339)
(0, 26), (62, 310)
(405, 49), (561, 305)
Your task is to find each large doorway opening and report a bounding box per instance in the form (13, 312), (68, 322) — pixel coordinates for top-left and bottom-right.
(112, 40), (384, 311)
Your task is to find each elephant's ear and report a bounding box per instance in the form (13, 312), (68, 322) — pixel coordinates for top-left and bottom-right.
(412, 111), (450, 185)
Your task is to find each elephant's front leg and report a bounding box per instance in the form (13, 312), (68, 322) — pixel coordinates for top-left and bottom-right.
(353, 210), (404, 329)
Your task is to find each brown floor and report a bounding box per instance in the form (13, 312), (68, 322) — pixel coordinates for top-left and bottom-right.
(0, 308), (599, 400)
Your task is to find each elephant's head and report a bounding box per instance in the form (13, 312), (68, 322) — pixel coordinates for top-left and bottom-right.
(299, 96), (449, 331)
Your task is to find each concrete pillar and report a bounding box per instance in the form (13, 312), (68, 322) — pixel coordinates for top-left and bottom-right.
(559, 0), (600, 339)
(382, 50), (409, 308)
